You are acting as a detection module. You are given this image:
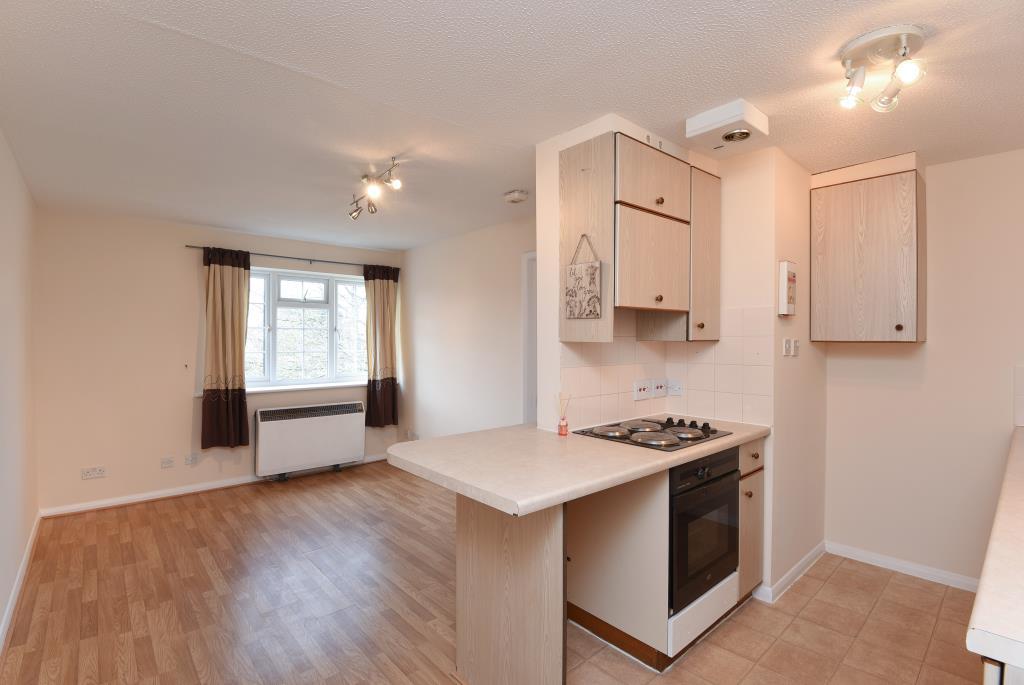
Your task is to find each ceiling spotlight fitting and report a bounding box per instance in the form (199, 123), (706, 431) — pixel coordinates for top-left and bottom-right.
(348, 204), (363, 221)
(367, 200), (378, 214)
(722, 129), (751, 143)
(894, 58), (925, 86)
(349, 157), (403, 220)
(837, 25), (926, 113)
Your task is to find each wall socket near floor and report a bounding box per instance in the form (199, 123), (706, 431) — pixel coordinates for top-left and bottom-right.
(782, 338), (801, 357)
(184, 453), (199, 466)
(633, 379), (651, 401)
(81, 465), (106, 480)
(160, 457), (174, 469)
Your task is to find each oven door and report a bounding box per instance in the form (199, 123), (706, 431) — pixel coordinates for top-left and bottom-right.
(670, 470), (739, 615)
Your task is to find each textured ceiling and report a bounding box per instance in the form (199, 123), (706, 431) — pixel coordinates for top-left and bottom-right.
(1, 0), (1022, 249)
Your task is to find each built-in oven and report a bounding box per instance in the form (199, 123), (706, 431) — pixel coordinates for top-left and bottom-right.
(669, 447), (740, 615)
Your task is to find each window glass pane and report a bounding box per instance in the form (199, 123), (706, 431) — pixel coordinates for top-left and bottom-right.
(303, 281), (326, 301)
(275, 305), (330, 382)
(247, 302), (263, 328)
(336, 281), (368, 379)
(244, 290), (266, 380)
(245, 353), (265, 378)
(249, 276), (265, 304)
(280, 278), (303, 300)
(279, 277), (327, 302)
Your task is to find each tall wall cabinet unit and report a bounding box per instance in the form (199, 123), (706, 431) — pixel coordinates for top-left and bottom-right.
(559, 131), (721, 343)
(810, 168), (927, 342)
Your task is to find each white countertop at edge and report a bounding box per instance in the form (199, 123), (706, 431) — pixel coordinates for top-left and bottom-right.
(967, 427), (1024, 668)
(386, 416), (770, 516)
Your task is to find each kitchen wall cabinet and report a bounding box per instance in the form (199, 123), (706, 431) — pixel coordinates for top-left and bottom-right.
(559, 130), (723, 343)
(810, 170), (927, 342)
(615, 205), (690, 310)
(738, 469), (764, 598)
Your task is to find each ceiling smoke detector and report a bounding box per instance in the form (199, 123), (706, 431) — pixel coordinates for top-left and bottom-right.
(504, 189), (529, 204)
(722, 129), (751, 143)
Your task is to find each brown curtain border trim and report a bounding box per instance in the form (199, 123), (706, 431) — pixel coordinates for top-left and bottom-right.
(203, 247), (251, 270)
(364, 264), (400, 282)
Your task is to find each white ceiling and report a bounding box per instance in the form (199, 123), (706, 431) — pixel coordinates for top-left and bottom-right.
(1, 1), (1022, 249)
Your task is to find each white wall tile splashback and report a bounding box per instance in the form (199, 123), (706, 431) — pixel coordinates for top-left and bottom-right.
(557, 307), (774, 428)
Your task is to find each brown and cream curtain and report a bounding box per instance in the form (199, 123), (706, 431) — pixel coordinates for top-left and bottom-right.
(201, 247), (251, 448)
(364, 265), (400, 427)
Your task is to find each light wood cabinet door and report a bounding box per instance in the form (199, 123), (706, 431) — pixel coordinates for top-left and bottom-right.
(739, 439), (764, 476)
(811, 170), (924, 341)
(738, 469), (764, 598)
(615, 205), (690, 311)
(689, 169), (721, 340)
(616, 134), (691, 221)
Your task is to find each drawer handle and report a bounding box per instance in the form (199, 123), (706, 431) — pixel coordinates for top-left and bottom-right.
(751, 452), (760, 460)
(744, 491), (754, 498)
(895, 324), (904, 331)
(655, 294), (664, 303)
(655, 196), (665, 205)
(696, 322), (705, 329)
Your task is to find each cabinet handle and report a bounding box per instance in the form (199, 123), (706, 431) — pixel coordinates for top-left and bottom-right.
(655, 294), (664, 303)
(744, 491), (754, 498)
(696, 322), (705, 329)
(895, 324), (904, 332)
(751, 452), (760, 460)
(655, 196), (665, 205)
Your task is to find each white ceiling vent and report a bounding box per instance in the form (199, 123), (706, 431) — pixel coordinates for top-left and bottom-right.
(685, 99), (770, 157)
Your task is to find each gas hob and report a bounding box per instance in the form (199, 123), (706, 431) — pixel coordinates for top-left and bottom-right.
(574, 416), (732, 452)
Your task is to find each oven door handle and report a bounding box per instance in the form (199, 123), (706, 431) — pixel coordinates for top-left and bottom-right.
(675, 470), (739, 502)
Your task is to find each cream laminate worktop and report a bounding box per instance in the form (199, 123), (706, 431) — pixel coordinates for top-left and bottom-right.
(386, 416), (770, 516)
(967, 427), (1024, 668)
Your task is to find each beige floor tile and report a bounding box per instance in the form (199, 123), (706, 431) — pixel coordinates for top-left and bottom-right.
(566, 647), (585, 672)
(706, 620), (775, 661)
(923, 638), (982, 683)
(789, 575), (825, 597)
(839, 559), (894, 585)
(842, 638), (922, 684)
(656, 663), (715, 684)
(829, 664), (890, 684)
(931, 619), (968, 647)
(881, 581), (944, 615)
(815, 579), (880, 616)
(567, 622), (606, 659)
(829, 567), (889, 595)
(568, 660), (626, 685)
(805, 554), (843, 581)
(858, 615), (931, 660)
(739, 664), (791, 684)
(868, 597), (938, 638)
(588, 645), (657, 685)
(758, 640), (839, 684)
(779, 617), (854, 662)
(938, 589), (975, 626)
(888, 573), (947, 599)
(730, 601), (793, 638)
(916, 664), (978, 684)
(799, 598), (869, 637)
(772, 588), (813, 616)
(678, 641), (755, 685)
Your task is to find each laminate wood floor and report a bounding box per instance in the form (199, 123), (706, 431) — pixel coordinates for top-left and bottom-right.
(0, 461), (458, 685)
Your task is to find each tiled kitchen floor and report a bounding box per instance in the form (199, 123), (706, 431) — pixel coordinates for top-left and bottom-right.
(568, 553), (983, 685)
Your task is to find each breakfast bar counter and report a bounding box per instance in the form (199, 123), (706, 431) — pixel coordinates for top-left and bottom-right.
(386, 417), (770, 685)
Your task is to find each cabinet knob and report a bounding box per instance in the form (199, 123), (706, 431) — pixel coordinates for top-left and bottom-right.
(655, 196), (665, 205)
(751, 452), (760, 460)
(895, 324), (904, 332)
(655, 294), (664, 303)
(744, 491), (754, 499)
(696, 322), (705, 329)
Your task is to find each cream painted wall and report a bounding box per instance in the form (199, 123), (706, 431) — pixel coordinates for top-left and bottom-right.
(31, 209), (402, 510)
(0, 127), (36, 634)
(826, 148), (1024, 580)
(400, 220), (535, 439)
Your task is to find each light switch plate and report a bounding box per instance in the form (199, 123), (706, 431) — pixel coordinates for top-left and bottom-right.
(783, 339), (793, 356)
(633, 379), (651, 401)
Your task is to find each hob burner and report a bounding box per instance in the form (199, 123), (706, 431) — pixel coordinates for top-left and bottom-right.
(629, 431), (681, 447)
(619, 419), (662, 432)
(590, 425), (631, 438)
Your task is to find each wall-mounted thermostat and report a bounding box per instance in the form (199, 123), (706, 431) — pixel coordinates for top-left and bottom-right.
(778, 261), (796, 316)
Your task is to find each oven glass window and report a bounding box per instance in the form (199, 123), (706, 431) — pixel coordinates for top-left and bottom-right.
(688, 504), (731, 576)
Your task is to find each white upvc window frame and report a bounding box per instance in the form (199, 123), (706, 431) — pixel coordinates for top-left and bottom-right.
(245, 267), (368, 389)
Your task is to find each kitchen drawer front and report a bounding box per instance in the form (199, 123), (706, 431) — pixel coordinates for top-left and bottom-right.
(740, 439), (764, 476)
(615, 205), (690, 311)
(615, 133), (690, 221)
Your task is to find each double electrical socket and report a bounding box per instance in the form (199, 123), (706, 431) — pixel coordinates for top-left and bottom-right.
(634, 379), (669, 400)
(782, 338), (801, 357)
(81, 466), (106, 480)
(161, 454), (200, 469)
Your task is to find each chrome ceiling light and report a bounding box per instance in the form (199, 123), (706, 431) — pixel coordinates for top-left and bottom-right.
(349, 156), (403, 220)
(837, 25), (927, 113)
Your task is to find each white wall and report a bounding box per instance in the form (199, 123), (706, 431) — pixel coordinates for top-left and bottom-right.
(0, 128), (36, 638)
(826, 148), (1024, 581)
(31, 209), (402, 511)
(400, 220), (535, 439)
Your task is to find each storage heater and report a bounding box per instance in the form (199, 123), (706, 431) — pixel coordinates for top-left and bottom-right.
(255, 402), (365, 478)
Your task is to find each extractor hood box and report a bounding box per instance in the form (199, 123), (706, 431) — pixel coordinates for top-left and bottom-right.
(685, 99), (770, 157)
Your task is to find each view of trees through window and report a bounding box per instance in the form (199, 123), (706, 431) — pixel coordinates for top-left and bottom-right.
(244, 270), (368, 386)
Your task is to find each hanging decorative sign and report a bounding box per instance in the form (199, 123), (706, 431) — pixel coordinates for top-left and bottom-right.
(565, 234), (601, 320)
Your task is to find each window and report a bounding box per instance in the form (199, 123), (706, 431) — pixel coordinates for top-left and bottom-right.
(245, 268), (368, 387)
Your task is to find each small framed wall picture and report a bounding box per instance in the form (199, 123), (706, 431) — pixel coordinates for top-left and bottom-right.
(778, 261), (796, 316)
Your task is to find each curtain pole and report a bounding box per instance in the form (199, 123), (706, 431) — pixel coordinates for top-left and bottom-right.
(185, 244), (368, 269)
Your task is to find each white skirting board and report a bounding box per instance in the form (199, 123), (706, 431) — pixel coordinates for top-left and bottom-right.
(1, 514), (40, 649)
(752, 540), (826, 603)
(825, 541), (979, 592)
(37, 475), (260, 518)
